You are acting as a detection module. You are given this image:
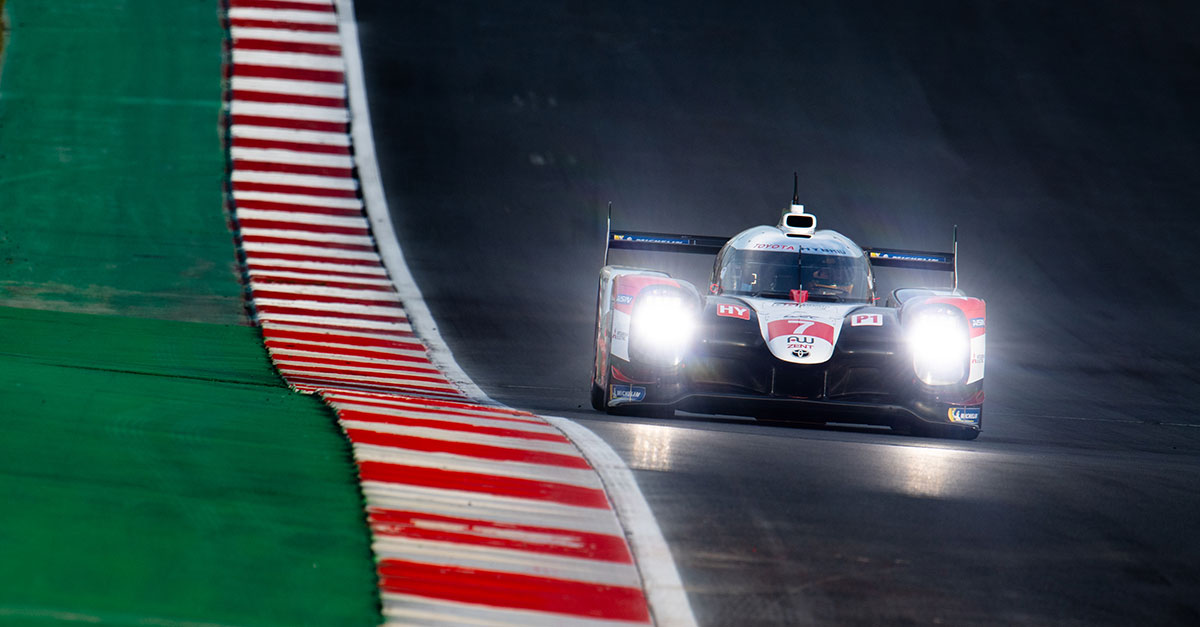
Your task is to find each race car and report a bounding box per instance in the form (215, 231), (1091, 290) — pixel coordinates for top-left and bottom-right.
(590, 185), (986, 439)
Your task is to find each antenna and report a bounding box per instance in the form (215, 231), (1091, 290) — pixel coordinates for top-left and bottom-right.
(952, 225), (959, 292)
(792, 172), (800, 205)
(603, 202), (613, 266)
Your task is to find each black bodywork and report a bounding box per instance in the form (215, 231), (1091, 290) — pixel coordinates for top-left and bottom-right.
(597, 294), (983, 439)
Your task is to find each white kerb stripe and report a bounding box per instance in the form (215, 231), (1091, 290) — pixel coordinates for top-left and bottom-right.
(332, 403), (560, 435)
(251, 282), (400, 301)
(231, 76), (347, 99)
(243, 257), (386, 274)
(328, 397), (543, 423)
(231, 124), (351, 146)
(232, 170), (357, 191)
(263, 323), (417, 341)
(253, 298), (403, 316)
(241, 242), (376, 261)
(372, 537), (641, 588)
(232, 147), (354, 168)
(257, 313), (411, 331)
(243, 242), (379, 261)
(232, 48), (345, 71)
(279, 365), (448, 385)
(339, 420), (581, 456)
(234, 193), (362, 211)
(237, 209), (367, 228)
(269, 349), (429, 367)
(351, 445), (603, 491)
(280, 370), (457, 391)
(250, 270), (393, 286)
(242, 229), (374, 247)
(230, 27), (343, 46)
(272, 356), (439, 377)
(361, 482), (623, 536)
(228, 8), (337, 24)
(231, 100), (350, 123)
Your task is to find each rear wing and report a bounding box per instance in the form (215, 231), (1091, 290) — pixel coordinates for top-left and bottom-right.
(861, 248), (954, 271)
(606, 230), (728, 259)
(863, 224), (960, 290)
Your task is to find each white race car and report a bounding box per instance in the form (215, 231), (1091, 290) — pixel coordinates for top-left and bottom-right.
(591, 182), (986, 439)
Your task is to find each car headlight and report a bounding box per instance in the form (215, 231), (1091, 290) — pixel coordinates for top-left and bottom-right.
(630, 293), (695, 365)
(907, 307), (968, 386)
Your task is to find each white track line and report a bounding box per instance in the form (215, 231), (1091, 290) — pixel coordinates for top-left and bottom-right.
(335, 1), (697, 624)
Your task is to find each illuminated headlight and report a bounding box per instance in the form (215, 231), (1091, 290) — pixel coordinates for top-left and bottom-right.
(907, 308), (968, 386)
(630, 293), (695, 364)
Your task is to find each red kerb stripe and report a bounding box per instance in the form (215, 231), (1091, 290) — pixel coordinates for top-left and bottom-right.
(230, 0), (336, 12)
(233, 64), (344, 84)
(233, 89), (347, 109)
(233, 136), (351, 155)
(234, 159), (352, 179)
(347, 429), (591, 469)
(261, 319), (415, 336)
(228, 18), (339, 32)
(238, 218), (369, 236)
(339, 409), (568, 443)
(328, 397), (545, 425)
(263, 328), (422, 351)
(279, 364), (450, 385)
(377, 559), (648, 622)
(359, 462), (610, 510)
(368, 509), (634, 563)
(232, 38), (341, 57)
(231, 114), (347, 133)
(272, 355), (439, 375)
(250, 275), (390, 291)
(246, 252), (378, 267)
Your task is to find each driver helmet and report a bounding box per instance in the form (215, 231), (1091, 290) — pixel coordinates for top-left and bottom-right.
(804, 256), (855, 297)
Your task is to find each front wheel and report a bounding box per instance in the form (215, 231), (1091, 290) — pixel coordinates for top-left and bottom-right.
(590, 380), (606, 412)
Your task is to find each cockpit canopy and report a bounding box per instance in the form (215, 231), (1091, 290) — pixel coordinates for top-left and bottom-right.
(713, 228), (873, 303)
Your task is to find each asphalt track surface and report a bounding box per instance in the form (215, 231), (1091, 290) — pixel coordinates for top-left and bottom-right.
(355, 2), (1200, 624)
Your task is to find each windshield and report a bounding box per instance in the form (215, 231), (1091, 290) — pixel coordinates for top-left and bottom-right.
(716, 249), (871, 302)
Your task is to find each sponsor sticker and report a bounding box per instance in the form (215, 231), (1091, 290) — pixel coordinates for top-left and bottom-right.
(610, 384), (646, 402)
(947, 406), (982, 425)
(613, 234), (688, 245)
(970, 317), (986, 328)
(869, 251), (949, 263)
(717, 304), (751, 320)
(615, 294), (634, 305)
(850, 313), (882, 327)
(751, 242), (798, 251)
(803, 245), (850, 256)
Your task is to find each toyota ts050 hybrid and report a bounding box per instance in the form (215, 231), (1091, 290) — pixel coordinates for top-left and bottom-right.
(590, 185), (987, 439)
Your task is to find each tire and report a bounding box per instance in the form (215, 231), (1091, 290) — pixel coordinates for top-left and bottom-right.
(590, 380), (607, 412)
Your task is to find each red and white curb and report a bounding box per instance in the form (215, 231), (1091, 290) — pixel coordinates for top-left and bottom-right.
(223, 1), (695, 625)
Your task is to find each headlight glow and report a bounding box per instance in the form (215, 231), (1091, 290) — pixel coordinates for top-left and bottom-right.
(630, 293), (695, 364)
(907, 309), (968, 385)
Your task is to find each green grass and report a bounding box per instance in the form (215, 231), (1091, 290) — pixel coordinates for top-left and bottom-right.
(0, 307), (382, 626)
